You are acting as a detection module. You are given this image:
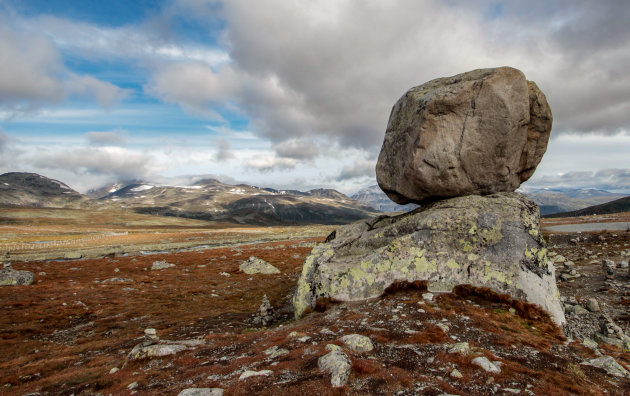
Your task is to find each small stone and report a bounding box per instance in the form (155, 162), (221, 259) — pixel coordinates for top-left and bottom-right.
(448, 342), (470, 354)
(573, 305), (589, 315)
(422, 292), (434, 301)
(340, 334), (374, 352)
(127, 381), (138, 390)
(151, 260), (175, 270)
(219, 272), (230, 277)
(178, 389), (224, 396)
(602, 259), (615, 268)
(109, 367), (119, 374)
(264, 345), (289, 359)
(585, 298), (600, 312)
(450, 368), (463, 378)
(437, 323), (450, 333)
(472, 356), (501, 374)
(239, 370), (273, 380)
(618, 261), (628, 269)
(318, 350), (351, 387)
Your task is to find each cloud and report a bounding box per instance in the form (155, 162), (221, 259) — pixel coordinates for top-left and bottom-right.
(213, 137), (234, 161)
(526, 168), (630, 192)
(336, 159), (376, 181)
(145, 62), (238, 117)
(29, 146), (154, 179)
(273, 138), (319, 160)
(154, 0), (630, 157)
(0, 130), (7, 152)
(244, 155), (297, 173)
(0, 20), (128, 115)
(85, 130), (127, 146)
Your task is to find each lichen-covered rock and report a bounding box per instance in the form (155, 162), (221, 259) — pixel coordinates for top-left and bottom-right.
(582, 356), (629, 377)
(376, 66), (552, 204)
(0, 263), (34, 286)
(151, 260), (175, 270)
(239, 256), (280, 274)
(293, 192), (565, 327)
(340, 334), (374, 352)
(472, 356), (501, 374)
(318, 349), (351, 387)
(127, 343), (186, 360)
(178, 388), (224, 396)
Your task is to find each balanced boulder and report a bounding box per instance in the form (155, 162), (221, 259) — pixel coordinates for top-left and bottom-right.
(376, 66), (552, 204)
(293, 192), (565, 326)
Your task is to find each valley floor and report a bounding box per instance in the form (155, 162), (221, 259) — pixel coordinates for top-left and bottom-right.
(0, 209), (629, 395)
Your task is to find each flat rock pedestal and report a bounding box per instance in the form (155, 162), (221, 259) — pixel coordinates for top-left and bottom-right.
(293, 192), (565, 327)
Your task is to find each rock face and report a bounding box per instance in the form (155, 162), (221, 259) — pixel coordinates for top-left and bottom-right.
(293, 193), (565, 326)
(376, 67), (552, 204)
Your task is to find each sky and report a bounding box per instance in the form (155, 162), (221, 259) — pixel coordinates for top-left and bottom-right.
(1, 0), (629, 195)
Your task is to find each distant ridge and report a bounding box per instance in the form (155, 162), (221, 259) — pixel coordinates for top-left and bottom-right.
(0, 172), (87, 208)
(543, 195), (630, 218)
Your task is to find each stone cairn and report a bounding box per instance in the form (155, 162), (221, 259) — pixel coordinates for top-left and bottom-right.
(293, 67), (566, 327)
(253, 294), (274, 327)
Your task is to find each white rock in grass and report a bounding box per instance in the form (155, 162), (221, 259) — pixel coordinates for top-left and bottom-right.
(239, 370), (273, 380)
(472, 356), (501, 374)
(318, 350), (351, 387)
(178, 388), (224, 396)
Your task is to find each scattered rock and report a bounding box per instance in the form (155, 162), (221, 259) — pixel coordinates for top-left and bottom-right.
(340, 334), (374, 352)
(151, 260), (175, 270)
(127, 381), (138, 390)
(450, 368), (463, 379)
(239, 370), (273, 380)
(472, 356), (501, 374)
(581, 356), (629, 378)
(422, 292), (434, 301)
(572, 305), (589, 315)
(0, 263), (34, 286)
(239, 257), (280, 274)
(585, 298), (600, 313)
(376, 66), (551, 204)
(318, 349), (351, 387)
(264, 345), (289, 359)
(99, 277), (133, 283)
(178, 389), (224, 396)
(127, 343), (186, 360)
(448, 342), (470, 354)
(109, 367), (119, 374)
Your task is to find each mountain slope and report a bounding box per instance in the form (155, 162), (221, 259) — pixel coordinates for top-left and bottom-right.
(97, 179), (381, 225)
(0, 172), (87, 208)
(351, 185), (418, 213)
(543, 195), (630, 218)
(518, 187), (624, 215)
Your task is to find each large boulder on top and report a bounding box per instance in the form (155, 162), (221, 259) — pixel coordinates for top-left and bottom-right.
(376, 66), (552, 204)
(293, 192), (565, 327)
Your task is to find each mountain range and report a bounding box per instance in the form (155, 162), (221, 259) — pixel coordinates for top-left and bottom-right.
(350, 184), (626, 216)
(0, 172), (379, 226)
(2, 172), (628, 224)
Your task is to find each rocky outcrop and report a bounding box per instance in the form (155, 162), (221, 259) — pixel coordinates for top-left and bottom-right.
(0, 263), (34, 286)
(376, 67), (552, 204)
(293, 193), (565, 326)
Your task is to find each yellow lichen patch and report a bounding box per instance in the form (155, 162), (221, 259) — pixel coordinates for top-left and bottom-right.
(446, 258), (460, 269)
(467, 253), (479, 261)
